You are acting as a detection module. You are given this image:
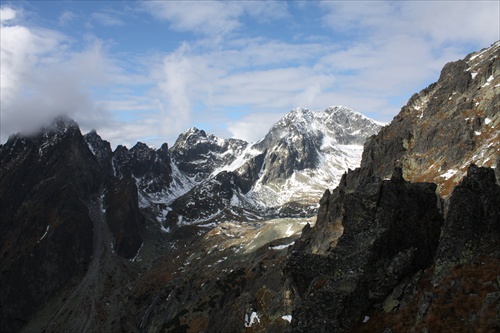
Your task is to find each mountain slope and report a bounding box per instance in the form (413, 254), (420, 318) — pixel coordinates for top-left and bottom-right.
(357, 41), (499, 196)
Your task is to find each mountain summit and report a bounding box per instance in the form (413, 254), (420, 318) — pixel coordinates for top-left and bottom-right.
(162, 106), (383, 228)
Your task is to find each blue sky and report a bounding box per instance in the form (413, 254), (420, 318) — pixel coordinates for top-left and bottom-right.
(1, 1), (499, 148)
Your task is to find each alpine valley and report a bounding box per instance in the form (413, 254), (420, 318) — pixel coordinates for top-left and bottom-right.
(1, 42), (499, 333)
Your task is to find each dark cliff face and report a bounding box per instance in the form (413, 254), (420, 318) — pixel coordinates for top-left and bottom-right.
(285, 168), (444, 332)
(0, 118), (144, 332)
(285, 164), (499, 333)
(351, 165), (500, 333)
(0, 119), (100, 332)
(112, 142), (173, 195)
(84, 129), (114, 176)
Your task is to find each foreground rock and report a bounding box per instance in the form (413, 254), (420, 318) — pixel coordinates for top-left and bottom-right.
(284, 167), (444, 331)
(285, 164), (499, 332)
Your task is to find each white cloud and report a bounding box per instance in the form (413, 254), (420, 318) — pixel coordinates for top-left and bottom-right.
(320, 1), (499, 48)
(2, 1), (498, 149)
(59, 10), (75, 26)
(91, 12), (124, 27)
(227, 112), (283, 142)
(143, 0), (289, 37)
(0, 6), (16, 22)
(0, 8), (113, 141)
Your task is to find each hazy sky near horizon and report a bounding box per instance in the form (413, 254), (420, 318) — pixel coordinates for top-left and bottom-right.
(1, 1), (499, 148)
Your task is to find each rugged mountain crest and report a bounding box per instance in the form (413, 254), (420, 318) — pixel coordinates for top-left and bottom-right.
(170, 127), (248, 181)
(84, 129), (114, 176)
(162, 106), (382, 227)
(358, 41), (499, 195)
(112, 142), (173, 199)
(285, 168), (444, 331)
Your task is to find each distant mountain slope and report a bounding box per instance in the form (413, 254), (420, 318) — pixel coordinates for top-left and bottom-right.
(162, 106), (383, 228)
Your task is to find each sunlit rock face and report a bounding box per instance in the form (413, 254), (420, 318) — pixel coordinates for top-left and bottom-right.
(357, 41), (499, 196)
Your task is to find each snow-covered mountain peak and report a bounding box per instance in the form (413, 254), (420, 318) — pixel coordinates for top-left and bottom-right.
(265, 106), (383, 147)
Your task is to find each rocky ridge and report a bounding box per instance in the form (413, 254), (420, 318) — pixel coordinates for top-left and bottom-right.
(357, 41), (499, 196)
(83, 106), (382, 229)
(163, 106), (383, 227)
(284, 41), (500, 332)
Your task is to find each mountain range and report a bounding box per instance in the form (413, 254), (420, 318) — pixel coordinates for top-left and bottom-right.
(0, 41), (498, 332)
(82, 105), (383, 229)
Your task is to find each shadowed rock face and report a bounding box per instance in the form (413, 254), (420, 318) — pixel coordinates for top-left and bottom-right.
(84, 129), (114, 176)
(112, 142), (173, 194)
(284, 168), (444, 332)
(0, 118), (144, 332)
(350, 165), (500, 333)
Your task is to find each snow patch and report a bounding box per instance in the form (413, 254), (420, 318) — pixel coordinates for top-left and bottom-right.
(245, 312), (260, 327)
(485, 118), (491, 125)
(441, 169), (457, 180)
(130, 242), (144, 262)
(482, 75), (494, 87)
(281, 315), (292, 323)
(270, 242), (295, 250)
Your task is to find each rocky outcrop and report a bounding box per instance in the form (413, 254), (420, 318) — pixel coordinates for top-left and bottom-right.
(357, 41), (499, 196)
(284, 168), (444, 332)
(170, 127), (248, 181)
(112, 142), (173, 195)
(84, 129), (114, 176)
(351, 165), (500, 333)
